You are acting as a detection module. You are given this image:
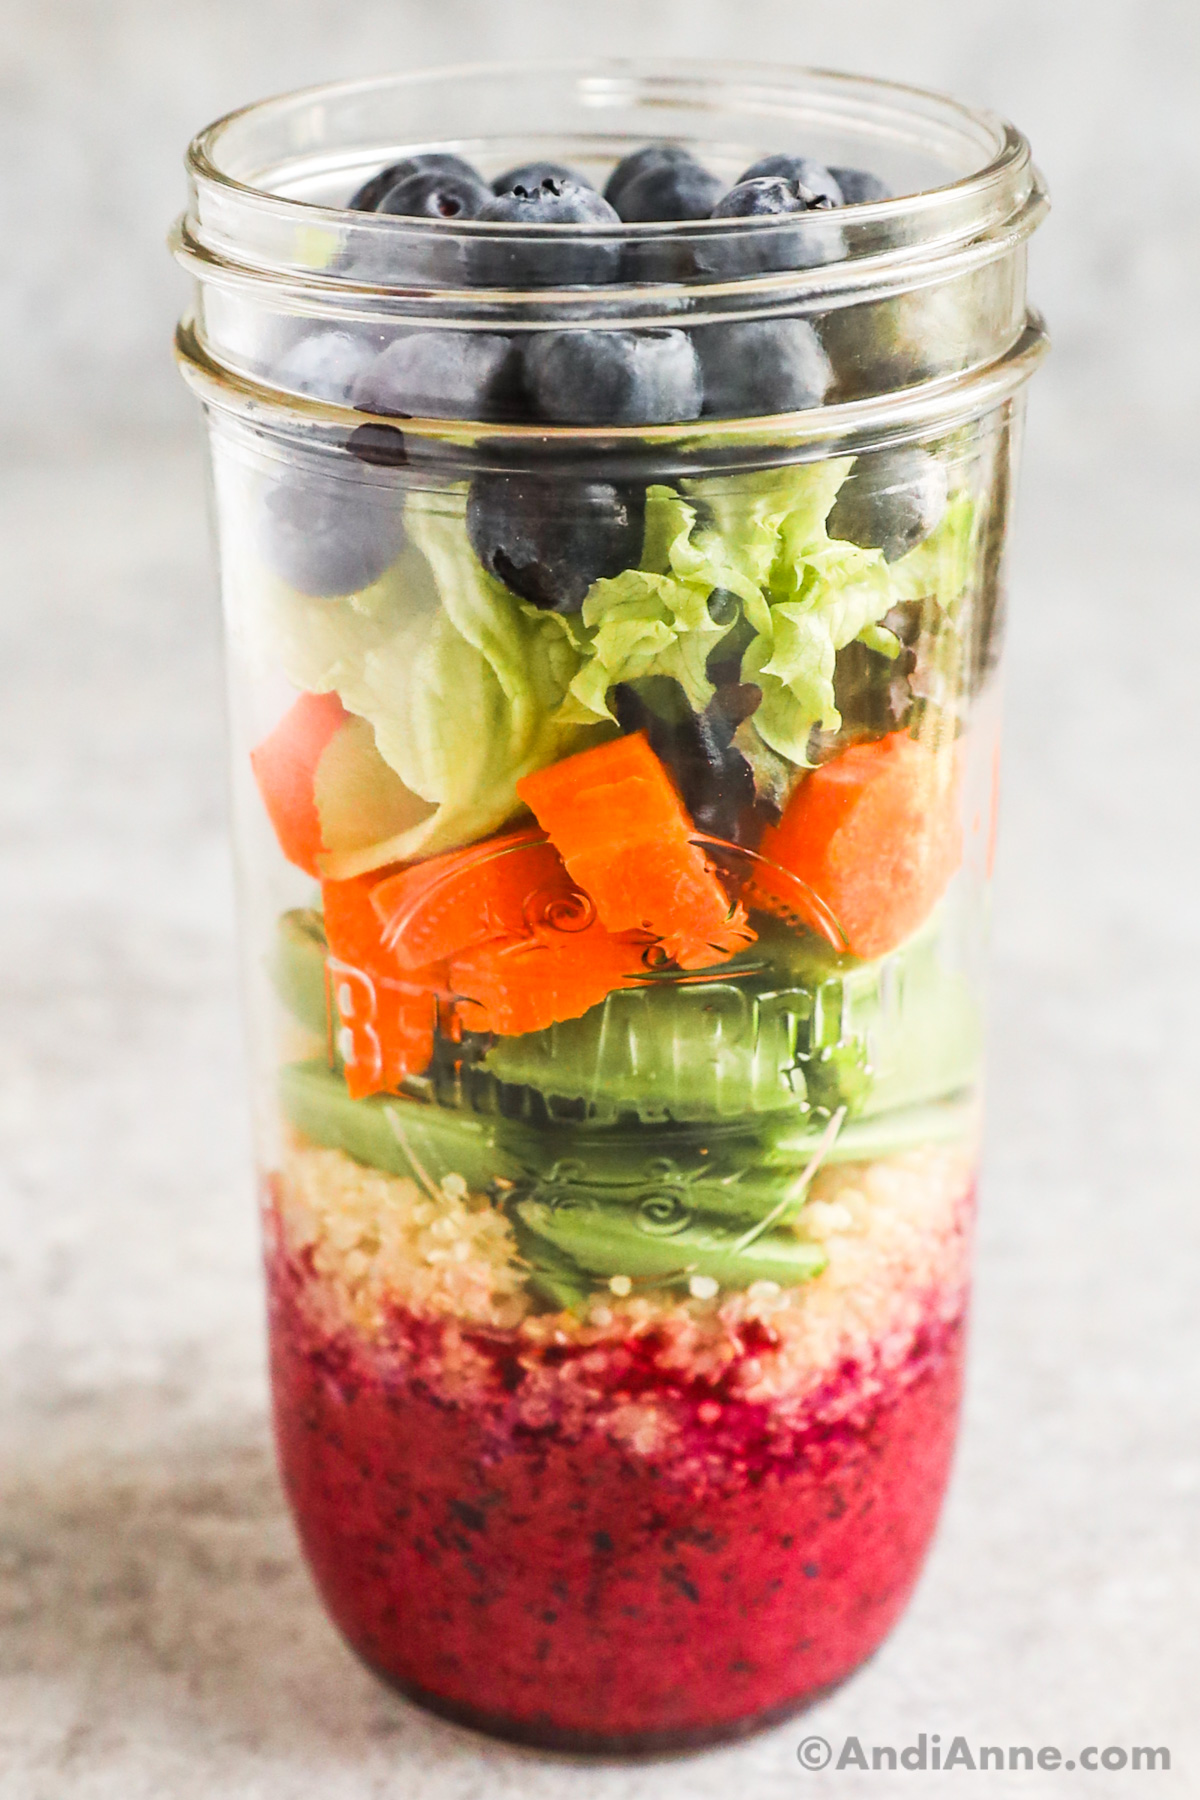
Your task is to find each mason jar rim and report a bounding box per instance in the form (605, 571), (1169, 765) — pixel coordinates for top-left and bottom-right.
(178, 58), (1043, 312)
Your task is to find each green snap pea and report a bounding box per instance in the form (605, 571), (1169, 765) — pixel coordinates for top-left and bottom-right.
(514, 1197), (827, 1293)
(280, 1059), (530, 1194)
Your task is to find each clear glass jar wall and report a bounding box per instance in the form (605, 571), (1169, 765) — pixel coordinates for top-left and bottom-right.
(176, 61), (1046, 1752)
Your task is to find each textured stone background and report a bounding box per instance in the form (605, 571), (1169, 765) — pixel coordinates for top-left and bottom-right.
(2, 3), (1199, 1797)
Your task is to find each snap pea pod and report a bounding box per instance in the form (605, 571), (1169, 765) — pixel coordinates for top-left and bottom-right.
(514, 1197), (828, 1293)
(766, 1093), (978, 1167)
(514, 1236), (595, 1313)
(280, 1059), (532, 1193)
(504, 1150), (820, 1232)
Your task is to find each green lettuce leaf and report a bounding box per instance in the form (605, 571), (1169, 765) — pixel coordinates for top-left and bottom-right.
(742, 539), (898, 763)
(263, 487), (599, 862)
(668, 462), (897, 765)
(561, 467), (864, 731)
(561, 488), (729, 723)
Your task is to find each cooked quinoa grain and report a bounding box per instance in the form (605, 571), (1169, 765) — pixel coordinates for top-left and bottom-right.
(274, 1133), (974, 1401)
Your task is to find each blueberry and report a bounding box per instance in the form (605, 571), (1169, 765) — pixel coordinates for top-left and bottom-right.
(272, 329), (381, 405)
(523, 329), (702, 426)
(828, 166), (892, 205)
(612, 157), (724, 223)
(711, 176), (834, 220)
(690, 319), (832, 418)
(702, 172), (847, 276)
(826, 448), (949, 562)
(351, 332), (518, 421)
(736, 154), (843, 207)
(349, 153), (484, 212)
(611, 677), (761, 844)
(604, 144), (697, 213)
(260, 471), (406, 598)
(471, 180), (622, 287)
(491, 160), (593, 194)
(377, 168), (492, 221)
(467, 474), (644, 613)
(820, 287), (978, 403)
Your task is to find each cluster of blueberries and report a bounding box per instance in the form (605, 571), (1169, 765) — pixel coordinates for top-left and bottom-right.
(348, 141), (888, 228)
(272, 142), (893, 430)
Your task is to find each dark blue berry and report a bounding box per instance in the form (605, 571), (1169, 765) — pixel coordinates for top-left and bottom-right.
(828, 166), (892, 205)
(736, 154), (843, 207)
(698, 179), (846, 278)
(351, 332), (518, 421)
(711, 176), (834, 219)
(260, 471), (406, 597)
(605, 144), (695, 209)
(466, 474), (644, 613)
(491, 160), (594, 194)
(826, 448), (949, 562)
(611, 678), (762, 844)
(523, 329), (702, 426)
(690, 319), (832, 417)
(272, 329), (380, 405)
(349, 153), (484, 212)
(613, 157), (724, 223)
(470, 180), (622, 287)
(377, 168), (491, 221)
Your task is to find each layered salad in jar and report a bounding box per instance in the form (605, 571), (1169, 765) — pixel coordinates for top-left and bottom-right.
(215, 133), (1015, 1751)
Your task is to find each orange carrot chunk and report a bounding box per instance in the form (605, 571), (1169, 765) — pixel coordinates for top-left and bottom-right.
(517, 733), (753, 970)
(250, 691), (348, 876)
(369, 828), (576, 970)
(451, 918), (650, 1038)
(321, 873), (444, 1098)
(758, 732), (962, 959)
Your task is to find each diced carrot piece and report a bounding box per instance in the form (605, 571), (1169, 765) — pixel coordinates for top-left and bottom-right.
(321, 873), (444, 1096)
(517, 733), (754, 971)
(451, 919), (651, 1038)
(759, 731), (962, 959)
(369, 828), (576, 970)
(250, 691), (347, 876)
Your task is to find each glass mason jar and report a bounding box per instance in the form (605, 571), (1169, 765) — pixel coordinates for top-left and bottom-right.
(174, 61), (1047, 1753)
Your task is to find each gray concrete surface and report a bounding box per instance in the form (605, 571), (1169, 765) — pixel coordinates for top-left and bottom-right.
(2, 2), (1199, 1795)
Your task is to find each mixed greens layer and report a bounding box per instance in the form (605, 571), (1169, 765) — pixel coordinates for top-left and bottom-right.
(261, 458), (978, 878)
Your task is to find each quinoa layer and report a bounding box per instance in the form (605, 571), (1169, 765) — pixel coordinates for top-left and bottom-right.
(270, 1133), (974, 1421)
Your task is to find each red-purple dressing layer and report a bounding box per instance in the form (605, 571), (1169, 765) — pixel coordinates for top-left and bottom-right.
(267, 1236), (965, 1750)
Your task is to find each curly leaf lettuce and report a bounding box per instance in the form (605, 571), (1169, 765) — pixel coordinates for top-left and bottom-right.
(561, 488), (727, 723)
(669, 462), (896, 764)
(684, 460), (851, 593)
(561, 467), (863, 729)
(742, 542), (899, 762)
